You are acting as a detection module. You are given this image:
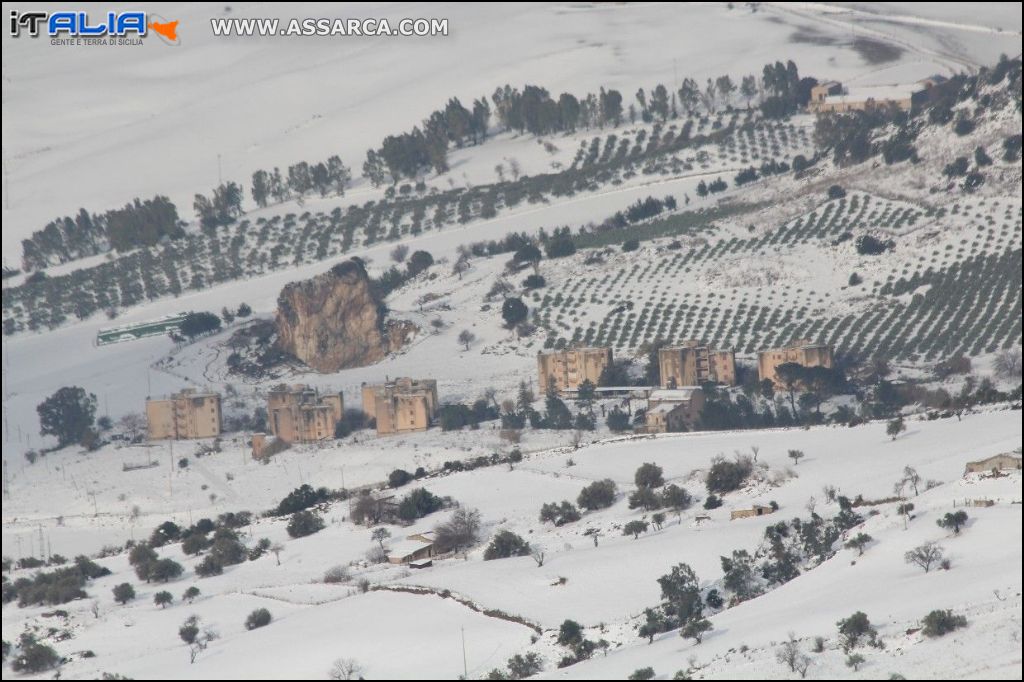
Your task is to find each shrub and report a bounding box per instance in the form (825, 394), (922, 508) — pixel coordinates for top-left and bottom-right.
(705, 456), (753, 494)
(703, 494), (722, 509)
(577, 479), (617, 510)
(397, 488), (444, 521)
(179, 616), (200, 644)
(523, 274), (547, 289)
(634, 462), (665, 489)
(150, 558), (184, 583)
(606, 408), (632, 432)
(623, 520), (649, 539)
(836, 611), (877, 651)
(921, 609), (967, 637)
(324, 566), (350, 584)
(484, 530), (532, 560)
(681, 617), (712, 644)
(539, 501), (582, 526)
(629, 668), (656, 680)
(388, 469), (414, 488)
(557, 620), (584, 647)
(275, 484), (329, 515)
(182, 533), (211, 556)
(245, 608), (272, 630)
(10, 635), (60, 674)
(936, 510), (968, 535)
(286, 510), (326, 538)
(195, 555), (223, 578)
(112, 582), (135, 605)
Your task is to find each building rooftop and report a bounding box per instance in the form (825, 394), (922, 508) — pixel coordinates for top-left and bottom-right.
(387, 539), (433, 560)
(821, 84), (918, 105)
(649, 388), (701, 402)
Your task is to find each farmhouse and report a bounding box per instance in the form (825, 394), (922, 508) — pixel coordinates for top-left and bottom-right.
(146, 389), (222, 440)
(361, 377), (438, 436)
(808, 75), (951, 114)
(387, 531), (437, 564)
(658, 341), (736, 388)
(267, 384), (344, 443)
(964, 453), (1022, 476)
(730, 504), (776, 520)
(537, 347), (613, 394)
(644, 387), (705, 433)
(757, 338), (834, 386)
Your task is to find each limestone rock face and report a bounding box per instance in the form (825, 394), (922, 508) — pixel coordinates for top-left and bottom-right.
(274, 259), (415, 373)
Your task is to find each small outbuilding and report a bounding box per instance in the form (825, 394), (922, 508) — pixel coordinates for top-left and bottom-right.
(963, 453), (1021, 476)
(387, 531), (437, 565)
(730, 504), (775, 521)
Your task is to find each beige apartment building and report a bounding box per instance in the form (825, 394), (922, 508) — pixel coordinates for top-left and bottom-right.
(758, 339), (835, 387)
(537, 347), (613, 394)
(267, 384), (344, 443)
(643, 387), (705, 434)
(658, 341), (736, 388)
(362, 377), (438, 436)
(146, 389), (222, 440)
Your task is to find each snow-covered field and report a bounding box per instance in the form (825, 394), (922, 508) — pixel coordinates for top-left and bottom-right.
(3, 408), (1021, 679)
(3, 2), (1023, 680)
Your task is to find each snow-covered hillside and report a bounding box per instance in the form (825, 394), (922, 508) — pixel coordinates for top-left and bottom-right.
(2, 3), (1022, 680)
(2, 408), (1020, 679)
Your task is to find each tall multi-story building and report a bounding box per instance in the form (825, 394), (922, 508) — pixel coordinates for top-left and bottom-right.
(146, 389), (222, 440)
(537, 347), (613, 394)
(266, 384), (344, 443)
(757, 339), (834, 386)
(361, 378), (438, 436)
(658, 341), (736, 388)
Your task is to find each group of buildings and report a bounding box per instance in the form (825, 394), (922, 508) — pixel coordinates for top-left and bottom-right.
(537, 338), (834, 434)
(145, 338), (832, 443)
(807, 75), (949, 114)
(145, 377), (438, 445)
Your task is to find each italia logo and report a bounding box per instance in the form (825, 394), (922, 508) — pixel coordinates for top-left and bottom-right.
(9, 10), (180, 44)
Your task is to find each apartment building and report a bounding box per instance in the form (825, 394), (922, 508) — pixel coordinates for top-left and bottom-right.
(361, 377), (438, 436)
(537, 347), (613, 394)
(757, 339), (834, 386)
(658, 341), (736, 388)
(267, 384), (344, 443)
(146, 389), (222, 440)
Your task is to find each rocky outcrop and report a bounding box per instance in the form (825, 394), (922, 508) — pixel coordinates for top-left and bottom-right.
(274, 259), (416, 373)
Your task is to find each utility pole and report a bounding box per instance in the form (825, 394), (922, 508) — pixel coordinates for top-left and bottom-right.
(461, 626), (467, 679)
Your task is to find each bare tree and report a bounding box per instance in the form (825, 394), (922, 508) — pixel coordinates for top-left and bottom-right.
(119, 412), (146, 442)
(993, 348), (1022, 379)
(896, 466), (921, 496)
(531, 546), (546, 567)
(329, 658), (363, 680)
(776, 633), (812, 678)
(371, 527), (391, 552)
(269, 542), (284, 566)
(904, 541), (944, 573)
